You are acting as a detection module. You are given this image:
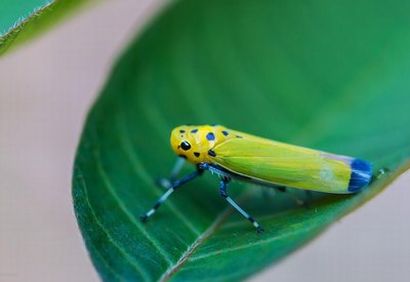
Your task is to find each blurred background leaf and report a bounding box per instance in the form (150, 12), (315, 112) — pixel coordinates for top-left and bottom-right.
(0, 0), (95, 55)
(73, 0), (410, 281)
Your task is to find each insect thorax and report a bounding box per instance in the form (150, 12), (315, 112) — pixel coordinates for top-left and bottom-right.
(170, 124), (233, 164)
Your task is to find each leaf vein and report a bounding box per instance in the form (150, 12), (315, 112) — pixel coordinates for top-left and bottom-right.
(77, 169), (151, 281)
(116, 112), (202, 236)
(158, 190), (254, 282)
(94, 148), (176, 266)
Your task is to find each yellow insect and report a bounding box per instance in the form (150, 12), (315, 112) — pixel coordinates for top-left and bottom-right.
(141, 125), (374, 232)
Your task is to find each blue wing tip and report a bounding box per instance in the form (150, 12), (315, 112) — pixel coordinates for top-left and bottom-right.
(348, 158), (373, 192)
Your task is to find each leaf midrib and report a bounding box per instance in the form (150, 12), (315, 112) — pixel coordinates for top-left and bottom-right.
(82, 18), (410, 280)
(158, 203), (235, 282)
(105, 92), (362, 280)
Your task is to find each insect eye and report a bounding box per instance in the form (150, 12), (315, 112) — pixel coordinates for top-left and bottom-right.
(180, 141), (191, 151)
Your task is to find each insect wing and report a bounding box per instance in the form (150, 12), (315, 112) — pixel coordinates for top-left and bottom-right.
(211, 134), (354, 193)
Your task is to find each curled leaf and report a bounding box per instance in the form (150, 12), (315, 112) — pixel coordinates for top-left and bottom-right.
(73, 0), (410, 280)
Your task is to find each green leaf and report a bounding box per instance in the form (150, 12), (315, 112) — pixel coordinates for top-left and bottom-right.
(0, 0), (94, 55)
(72, 0), (410, 281)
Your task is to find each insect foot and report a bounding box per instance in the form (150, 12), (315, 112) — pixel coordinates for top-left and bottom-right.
(256, 226), (265, 234)
(140, 215), (149, 223)
(156, 178), (172, 190)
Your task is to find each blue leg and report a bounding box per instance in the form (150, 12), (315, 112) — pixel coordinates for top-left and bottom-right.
(219, 177), (264, 233)
(141, 168), (203, 222)
(156, 157), (186, 189)
(252, 178), (309, 205)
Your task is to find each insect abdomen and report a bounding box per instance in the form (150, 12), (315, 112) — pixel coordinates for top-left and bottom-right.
(348, 159), (373, 192)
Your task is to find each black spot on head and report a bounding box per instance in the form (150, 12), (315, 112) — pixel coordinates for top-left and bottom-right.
(194, 152), (200, 157)
(206, 132), (215, 141)
(179, 129), (185, 133)
(236, 135), (243, 138)
(208, 150), (216, 157)
(191, 129), (198, 133)
(180, 141), (191, 151)
(222, 130), (229, 136)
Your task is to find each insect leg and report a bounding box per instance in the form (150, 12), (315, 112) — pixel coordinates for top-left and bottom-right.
(156, 157), (186, 189)
(371, 167), (390, 183)
(265, 184), (306, 206)
(170, 157), (186, 179)
(304, 190), (313, 204)
(219, 177), (264, 233)
(273, 185), (287, 192)
(141, 167), (203, 222)
(286, 190), (305, 206)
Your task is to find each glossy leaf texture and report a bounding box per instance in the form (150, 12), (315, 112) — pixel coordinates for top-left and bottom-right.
(0, 0), (93, 55)
(72, 0), (410, 281)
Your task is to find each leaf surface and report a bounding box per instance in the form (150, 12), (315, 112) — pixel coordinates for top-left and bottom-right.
(73, 0), (410, 281)
(0, 0), (93, 55)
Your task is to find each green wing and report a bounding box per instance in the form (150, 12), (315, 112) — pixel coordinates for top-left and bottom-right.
(211, 136), (352, 193)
